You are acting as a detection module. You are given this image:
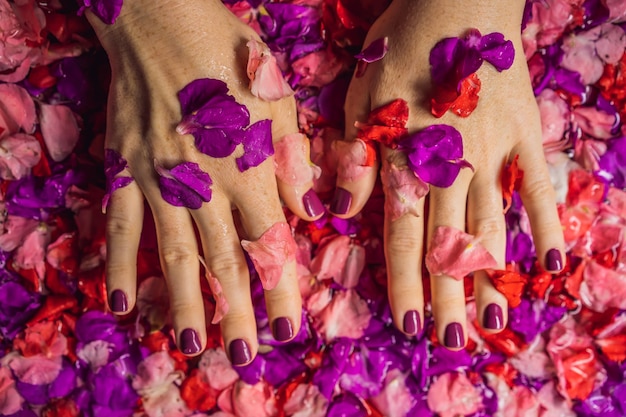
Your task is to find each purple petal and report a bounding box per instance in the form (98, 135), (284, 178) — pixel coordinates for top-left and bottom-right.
(156, 162), (213, 209)
(80, 0), (123, 24)
(430, 37), (481, 91)
(236, 119), (274, 172)
(0, 279), (42, 339)
(177, 79), (231, 117)
(326, 393), (366, 417)
(478, 32), (515, 72)
(355, 37), (389, 63)
(193, 127), (244, 158)
(48, 359), (77, 398)
(103, 149), (133, 211)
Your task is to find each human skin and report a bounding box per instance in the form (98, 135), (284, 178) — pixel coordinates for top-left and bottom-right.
(86, 0), (321, 363)
(331, 0), (566, 348)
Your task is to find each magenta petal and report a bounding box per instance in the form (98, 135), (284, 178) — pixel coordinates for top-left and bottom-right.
(236, 119), (274, 172)
(194, 128), (244, 158)
(355, 37), (389, 63)
(477, 32), (515, 72)
(156, 162), (212, 209)
(178, 79), (230, 116)
(80, 0), (123, 24)
(102, 149), (133, 211)
(429, 37), (482, 91)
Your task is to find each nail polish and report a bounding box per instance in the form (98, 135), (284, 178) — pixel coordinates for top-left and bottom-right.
(545, 249), (563, 271)
(272, 317), (294, 342)
(444, 323), (465, 348)
(483, 303), (504, 330)
(330, 187), (352, 215)
(403, 310), (420, 335)
(110, 289), (128, 313)
(180, 328), (202, 355)
(302, 189), (325, 217)
(229, 339), (252, 366)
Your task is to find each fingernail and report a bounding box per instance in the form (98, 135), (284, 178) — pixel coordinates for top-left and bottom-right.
(444, 322), (465, 348)
(110, 290), (128, 313)
(229, 339), (252, 366)
(403, 310), (420, 335)
(272, 317), (294, 342)
(180, 328), (202, 355)
(545, 248), (563, 271)
(302, 189), (325, 217)
(330, 187), (352, 215)
(483, 303), (504, 330)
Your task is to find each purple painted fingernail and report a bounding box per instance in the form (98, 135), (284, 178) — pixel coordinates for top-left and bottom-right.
(545, 249), (563, 271)
(403, 310), (420, 335)
(180, 328), (202, 355)
(272, 317), (294, 342)
(302, 189), (325, 217)
(444, 322), (465, 348)
(110, 290), (128, 313)
(229, 339), (252, 366)
(330, 187), (352, 215)
(483, 303), (504, 330)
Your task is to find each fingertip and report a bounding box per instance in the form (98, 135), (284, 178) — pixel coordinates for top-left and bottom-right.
(442, 321), (466, 350)
(331, 165), (378, 218)
(179, 327), (205, 357)
(543, 247), (565, 273)
(228, 338), (254, 366)
(271, 316), (295, 342)
(401, 310), (422, 336)
(108, 289), (131, 315)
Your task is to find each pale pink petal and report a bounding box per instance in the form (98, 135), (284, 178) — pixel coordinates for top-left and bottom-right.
(595, 23), (626, 64)
(606, 187), (626, 217)
(485, 373), (540, 417)
(0, 133), (41, 179)
(427, 372), (483, 417)
(574, 138), (607, 171)
(309, 235), (351, 281)
(337, 244), (365, 289)
(291, 48), (347, 87)
(132, 351), (178, 392)
(217, 387), (235, 414)
(304, 287), (332, 317)
(38, 103), (80, 162)
(207, 271), (229, 324)
(561, 29), (605, 84)
(198, 349), (239, 391)
(232, 380), (277, 417)
(136, 276), (171, 331)
(246, 39), (294, 101)
(241, 222), (297, 291)
(510, 336), (554, 379)
(45, 232), (76, 270)
(0, 366), (23, 415)
(14, 223), (50, 278)
(536, 89), (570, 150)
(380, 161), (429, 221)
(315, 289), (371, 341)
(425, 226), (498, 280)
(334, 139), (374, 182)
(283, 384), (328, 417)
(580, 260), (626, 312)
(607, 0), (626, 22)
(371, 369), (414, 417)
(274, 133), (321, 186)
(573, 107), (616, 140)
(143, 386), (191, 417)
(0, 83), (36, 136)
(77, 340), (113, 371)
(8, 354), (62, 385)
(537, 381), (576, 417)
(0, 215), (38, 251)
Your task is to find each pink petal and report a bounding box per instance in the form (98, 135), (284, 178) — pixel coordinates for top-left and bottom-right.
(143, 387), (190, 417)
(580, 260), (626, 312)
(510, 336), (554, 379)
(132, 351), (177, 392)
(232, 380), (277, 417)
(425, 226), (498, 280)
(76, 340), (113, 371)
(371, 369), (414, 417)
(246, 39), (294, 101)
(309, 235), (351, 281)
(334, 139), (375, 183)
(283, 384), (328, 417)
(8, 354), (62, 385)
(426, 372), (484, 417)
(45, 232), (76, 271)
(14, 223), (50, 279)
(38, 103), (80, 162)
(241, 222), (297, 291)
(0, 83), (36, 136)
(0, 215), (38, 251)
(291, 48), (347, 87)
(315, 289), (371, 341)
(207, 270), (229, 324)
(561, 29), (605, 84)
(274, 133), (321, 186)
(198, 349), (239, 391)
(0, 133), (41, 180)
(304, 287), (332, 317)
(337, 244), (365, 289)
(536, 89), (570, 150)
(380, 161), (429, 221)
(0, 366), (23, 415)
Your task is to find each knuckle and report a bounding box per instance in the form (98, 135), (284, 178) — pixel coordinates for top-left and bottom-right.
(160, 245), (197, 267)
(472, 217), (504, 238)
(386, 232), (422, 257)
(522, 176), (556, 201)
(106, 211), (136, 239)
(208, 251), (248, 284)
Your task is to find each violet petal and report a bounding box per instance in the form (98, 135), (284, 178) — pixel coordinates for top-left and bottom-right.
(477, 32), (515, 71)
(103, 149), (133, 211)
(156, 162), (213, 209)
(79, 0), (123, 24)
(236, 119), (274, 172)
(355, 37), (389, 63)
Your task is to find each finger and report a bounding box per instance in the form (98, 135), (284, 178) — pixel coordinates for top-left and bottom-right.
(192, 194), (258, 366)
(514, 142), (566, 273)
(330, 75), (378, 218)
(147, 194), (207, 357)
(428, 172), (473, 350)
(467, 170), (508, 333)
(230, 163), (302, 343)
(106, 181), (144, 315)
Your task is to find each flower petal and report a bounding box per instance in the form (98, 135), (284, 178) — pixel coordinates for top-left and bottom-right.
(156, 161), (212, 209)
(246, 39), (294, 101)
(236, 119), (274, 172)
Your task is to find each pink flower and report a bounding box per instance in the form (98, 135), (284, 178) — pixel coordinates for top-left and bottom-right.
(0, 215), (38, 251)
(0, 133), (41, 180)
(274, 133), (321, 186)
(426, 372), (484, 417)
(574, 138), (607, 171)
(231, 380), (277, 417)
(522, 0), (582, 58)
(198, 349), (239, 391)
(0, 366), (23, 415)
(425, 226), (498, 281)
(0, 83), (36, 137)
(536, 89), (570, 152)
(241, 222), (298, 291)
(38, 103), (80, 162)
(315, 289), (371, 341)
(283, 384), (328, 417)
(370, 369), (415, 417)
(573, 106), (617, 140)
(246, 39), (294, 101)
(510, 336), (554, 379)
(309, 235), (351, 281)
(14, 222), (51, 279)
(380, 160), (428, 221)
(291, 47), (347, 87)
(76, 340), (113, 371)
(580, 260), (626, 312)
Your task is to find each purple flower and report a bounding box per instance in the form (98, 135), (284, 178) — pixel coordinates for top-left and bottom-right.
(176, 79), (250, 158)
(102, 149), (133, 212)
(430, 29), (514, 92)
(75, 311), (131, 364)
(398, 124), (473, 188)
(78, 0), (123, 25)
(235, 119), (274, 172)
(156, 162), (213, 209)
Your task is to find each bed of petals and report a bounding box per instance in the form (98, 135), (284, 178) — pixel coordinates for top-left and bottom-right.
(1, 0), (625, 416)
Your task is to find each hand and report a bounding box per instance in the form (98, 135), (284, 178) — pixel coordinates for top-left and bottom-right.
(88, 0), (320, 363)
(330, 0), (565, 348)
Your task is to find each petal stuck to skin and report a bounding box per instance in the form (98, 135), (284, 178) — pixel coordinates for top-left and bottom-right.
(246, 39), (294, 101)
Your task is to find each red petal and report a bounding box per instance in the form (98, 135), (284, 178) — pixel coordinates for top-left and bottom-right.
(356, 99), (409, 148)
(595, 334), (626, 362)
(528, 271), (552, 299)
(181, 369), (218, 411)
(482, 327), (526, 357)
(431, 74), (481, 118)
(501, 155), (524, 213)
(487, 269), (528, 308)
(561, 349), (601, 400)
